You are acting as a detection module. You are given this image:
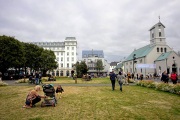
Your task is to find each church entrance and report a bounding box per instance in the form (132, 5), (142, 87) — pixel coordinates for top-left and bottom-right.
(172, 63), (177, 73)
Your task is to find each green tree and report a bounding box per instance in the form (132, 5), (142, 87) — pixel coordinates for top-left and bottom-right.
(0, 35), (25, 79)
(75, 61), (88, 78)
(40, 49), (58, 76)
(95, 59), (104, 76)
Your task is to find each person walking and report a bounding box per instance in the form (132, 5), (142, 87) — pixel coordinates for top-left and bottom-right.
(110, 71), (117, 91)
(117, 72), (125, 91)
(161, 71), (169, 83)
(170, 71), (178, 84)
(35, 71), (39, 85)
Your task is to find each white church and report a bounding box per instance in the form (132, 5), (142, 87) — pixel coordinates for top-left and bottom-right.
(123, 20), (180, 76)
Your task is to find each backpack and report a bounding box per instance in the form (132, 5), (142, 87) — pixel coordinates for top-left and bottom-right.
(171, 74), (177, 81)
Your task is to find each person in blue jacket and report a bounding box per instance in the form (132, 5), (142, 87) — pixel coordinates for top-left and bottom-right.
(109, 71), (117, 91)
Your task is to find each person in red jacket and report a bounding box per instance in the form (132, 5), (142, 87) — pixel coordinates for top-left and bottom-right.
(170, 71), (178, 84)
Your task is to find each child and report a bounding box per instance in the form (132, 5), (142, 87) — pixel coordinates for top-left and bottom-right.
(56, 85), (64, 99)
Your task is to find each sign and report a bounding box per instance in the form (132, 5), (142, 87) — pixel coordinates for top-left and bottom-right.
(136, 64), (156, 68)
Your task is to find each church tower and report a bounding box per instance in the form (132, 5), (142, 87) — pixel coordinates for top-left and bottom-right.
(149, 18), (166, 47)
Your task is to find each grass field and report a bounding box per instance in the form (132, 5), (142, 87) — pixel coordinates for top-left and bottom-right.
(0, 80), (180, 120)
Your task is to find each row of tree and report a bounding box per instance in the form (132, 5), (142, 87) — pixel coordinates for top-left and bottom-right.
(0, 35), (57, 79)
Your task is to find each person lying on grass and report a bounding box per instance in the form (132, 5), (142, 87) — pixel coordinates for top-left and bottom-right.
(23, 85), (46, 108)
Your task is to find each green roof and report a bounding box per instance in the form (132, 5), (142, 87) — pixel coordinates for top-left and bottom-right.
(155, 51), (172, 61)
(125, 45), (154, 61)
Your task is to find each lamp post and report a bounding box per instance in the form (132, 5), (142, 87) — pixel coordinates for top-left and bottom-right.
(133, 54), (137, 73)
(133, 54), (137, 80)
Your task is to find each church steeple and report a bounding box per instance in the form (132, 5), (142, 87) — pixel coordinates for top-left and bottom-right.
(149, 18), (166, 47)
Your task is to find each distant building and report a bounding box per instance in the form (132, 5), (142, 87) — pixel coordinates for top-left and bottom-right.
(82, 50), (110, 76)
(30, 37), (77, 76)
(109, 62), (119, 72)
(124, 20), (180, 76)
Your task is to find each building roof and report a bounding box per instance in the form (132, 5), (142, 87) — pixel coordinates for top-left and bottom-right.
(149, 22), (165, 31)
(114, 62), (123, 69)
(155, 51), (172, 61)
(110, 62), (118, 66)
(82, 50), (104, 58)
(125, 45), (154, 61)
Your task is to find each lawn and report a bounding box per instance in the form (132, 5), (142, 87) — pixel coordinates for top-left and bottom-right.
(0, 83), (179, 120)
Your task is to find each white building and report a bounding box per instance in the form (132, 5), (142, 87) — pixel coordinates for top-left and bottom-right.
(124, 21), (180, 76)
(82, 50), (110, 76)
(31, 37), (77, 76)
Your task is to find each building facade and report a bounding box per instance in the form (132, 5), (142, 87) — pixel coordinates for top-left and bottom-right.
(82, 50), (110, 77)
(123, 21), (180, 77)
(31, 37), (77, 76)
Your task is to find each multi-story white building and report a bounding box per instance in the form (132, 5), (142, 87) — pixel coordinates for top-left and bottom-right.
(31, 37), (77, 76)
(82, 50), (110, 76)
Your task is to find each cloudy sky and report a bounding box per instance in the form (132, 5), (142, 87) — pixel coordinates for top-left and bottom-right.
(0, 0), (180, 62)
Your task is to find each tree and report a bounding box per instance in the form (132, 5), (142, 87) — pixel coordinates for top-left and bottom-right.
(95, 59), (104, 76)
(74, 61), (88, 78)
(40, 50), (58, 76)
(0, 35), (25, 79)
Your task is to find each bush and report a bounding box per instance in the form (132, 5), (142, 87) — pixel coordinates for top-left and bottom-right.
(0, 80), (8, 86)
(136, 80), (180, 95)
(15, 79), (28, 83)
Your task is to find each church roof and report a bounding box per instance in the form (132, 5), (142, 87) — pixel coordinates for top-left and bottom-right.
(149, 22), (165, 31)
(125, 45), (154, 61)
(155, 51), (172, 61)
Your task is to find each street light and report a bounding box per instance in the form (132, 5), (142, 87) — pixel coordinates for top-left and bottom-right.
(133, 54), (137, 74)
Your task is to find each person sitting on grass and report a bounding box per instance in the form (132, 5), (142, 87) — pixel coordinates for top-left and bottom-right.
(23, 85), (46, 108)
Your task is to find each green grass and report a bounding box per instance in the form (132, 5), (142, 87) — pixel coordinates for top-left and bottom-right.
(0, 84), (180, 120)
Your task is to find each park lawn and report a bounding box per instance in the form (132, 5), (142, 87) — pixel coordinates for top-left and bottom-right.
(0, 85), (179, 120)
(44, 77), (111, 84)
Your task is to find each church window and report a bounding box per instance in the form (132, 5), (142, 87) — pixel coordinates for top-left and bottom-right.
(161, 48), (163, 52)
(157, 48), (159, 52)
(164, 48), (167, 52)
(152, 33), (154, 38)
(159, 32), (161, 37)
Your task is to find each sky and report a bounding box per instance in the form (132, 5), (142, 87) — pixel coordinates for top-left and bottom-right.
(0, 0), (180, 63)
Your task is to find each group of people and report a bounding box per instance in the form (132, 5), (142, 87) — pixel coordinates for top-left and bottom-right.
(23, 84), (64, 108)
(29, 72), (42, 85)
(109, 71), (126, 91)
(161, 71), (178, 84)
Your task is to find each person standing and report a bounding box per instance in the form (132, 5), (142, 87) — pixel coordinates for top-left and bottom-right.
(170, 71), (178, 84)
(110, 71), (117, 91)
(161, 71), (169, 83)
(117, 72), (125, 91)
(35, 71), (39, 85)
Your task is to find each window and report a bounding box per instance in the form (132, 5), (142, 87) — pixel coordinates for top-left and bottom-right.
(61, 52), (63, 55)
(159, 32), (161, 37)
(61, 57), (63, 61)
(72, 52), (74, 55)
(67, 47), (69, 50)
(152, 33), (154, 38)
(61, 63), (63, 67)
(67, 52), (69, 56)
(56, 57), (59, 61)
(67, 57), (69, 61)
(164, 48), (167, 53)
(161, 48), (163, 52)
(72, 57), (74, 61)
(57, 52), (59, 55)
(72, 47), (74, 50)
(157, 47), (159, 52)
(67, 63), (69, 68)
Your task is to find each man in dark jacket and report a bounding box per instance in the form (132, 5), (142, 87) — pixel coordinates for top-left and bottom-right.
(110, 71), (117, 91)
